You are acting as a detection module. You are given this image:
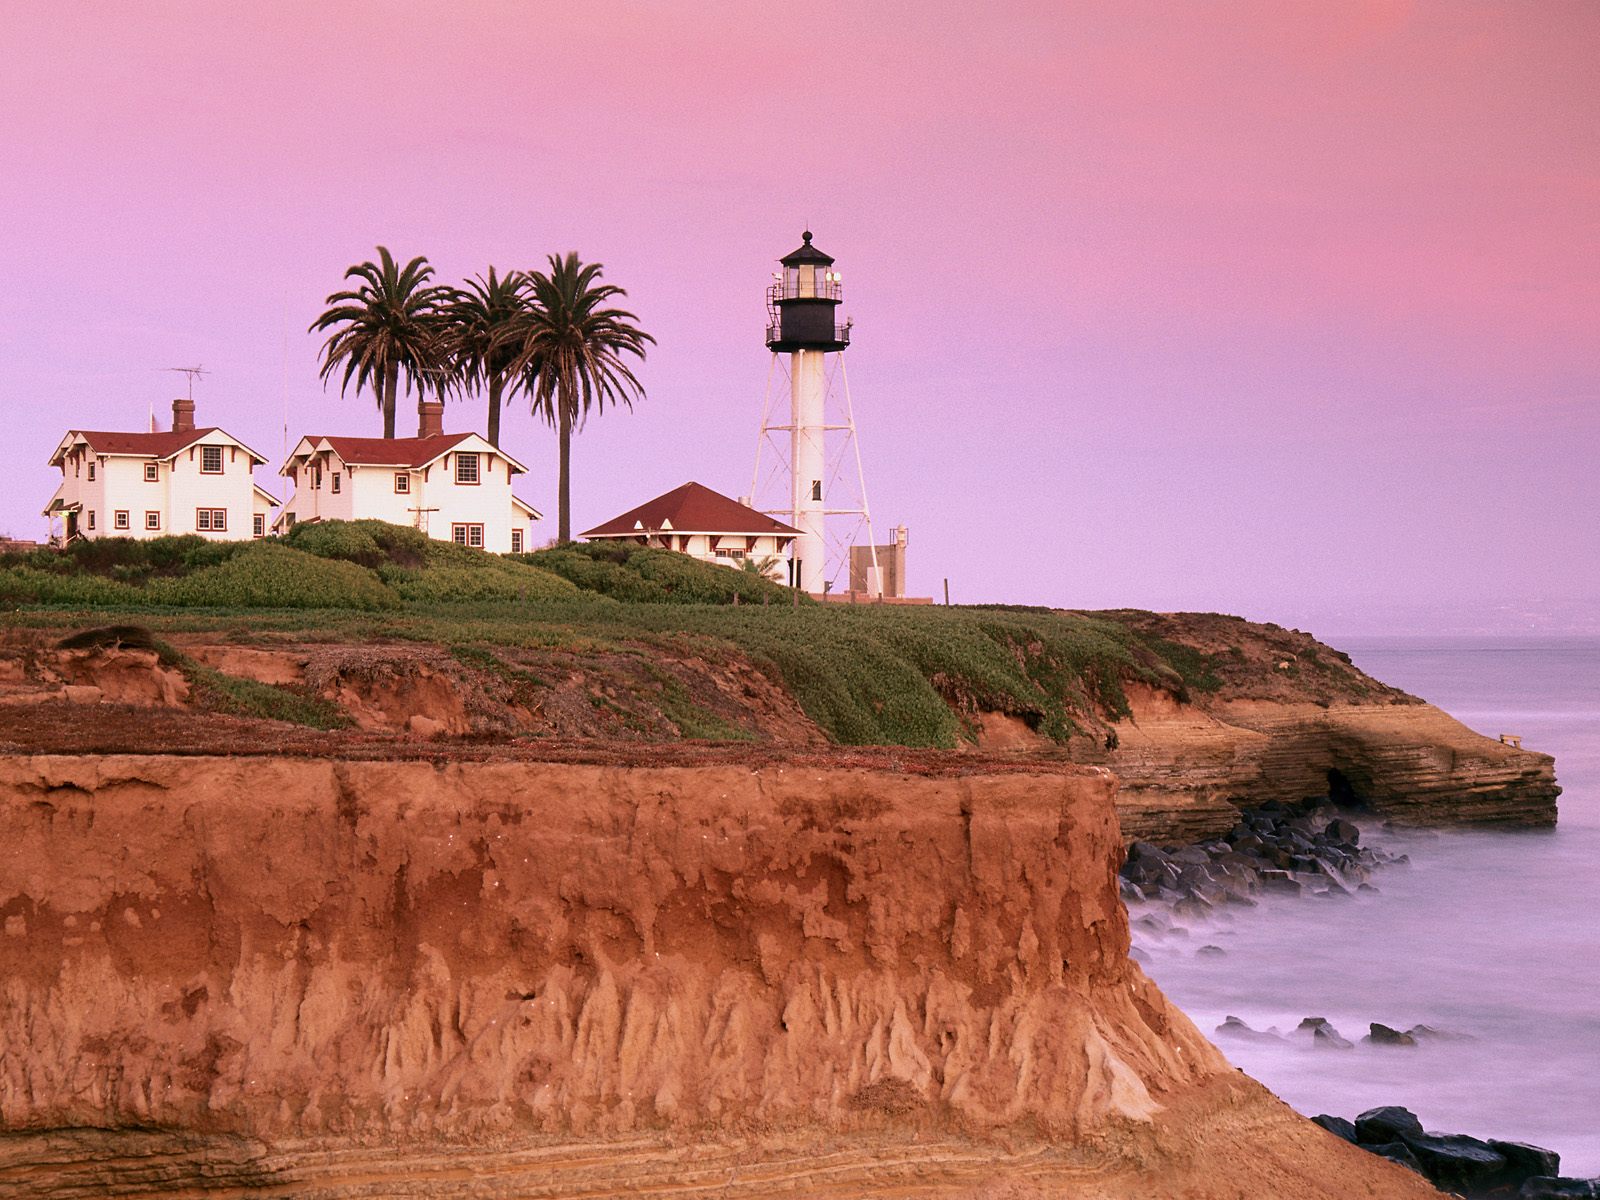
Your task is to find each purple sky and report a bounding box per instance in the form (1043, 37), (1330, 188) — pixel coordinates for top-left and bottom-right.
(2, 1), (1595, 632)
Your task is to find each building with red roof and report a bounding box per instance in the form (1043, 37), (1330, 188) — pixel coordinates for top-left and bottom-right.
(275, 403), (540, 553)
(44, 399), (276, 543)
(582, 482), (798, 581)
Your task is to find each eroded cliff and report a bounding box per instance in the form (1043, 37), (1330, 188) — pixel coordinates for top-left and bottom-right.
(0, 755), (1436, 1198)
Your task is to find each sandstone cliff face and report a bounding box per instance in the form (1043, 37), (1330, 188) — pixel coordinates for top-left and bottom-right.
(0, 755), (1435, 1198)
(1089, 688), (1560, 842)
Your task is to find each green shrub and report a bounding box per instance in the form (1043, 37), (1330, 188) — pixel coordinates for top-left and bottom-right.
(147, 544), (398, 609)
(0, 566), (145, 607)
(524, 542), (798, 606)
(287, 519), (430, 569)
(382, 560), (577, 603)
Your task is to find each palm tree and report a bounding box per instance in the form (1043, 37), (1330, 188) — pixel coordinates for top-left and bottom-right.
(500, 253), (654, 542)
(439, 268), (526, 448)
(310, 246), (451, 439)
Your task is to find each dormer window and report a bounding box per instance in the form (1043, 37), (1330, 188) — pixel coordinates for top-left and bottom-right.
(455, 453), (480, 485)
(200, 446), (224, 474)
(144, 463), (159, 482)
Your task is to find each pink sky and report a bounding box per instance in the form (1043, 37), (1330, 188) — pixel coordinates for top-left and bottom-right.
(2, 1), (1595, 631)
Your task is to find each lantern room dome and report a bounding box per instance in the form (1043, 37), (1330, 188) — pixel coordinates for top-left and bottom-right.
(778, 230), (835, 267)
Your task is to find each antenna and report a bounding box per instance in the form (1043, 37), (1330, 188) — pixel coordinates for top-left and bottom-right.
(162, 365), (209, 401)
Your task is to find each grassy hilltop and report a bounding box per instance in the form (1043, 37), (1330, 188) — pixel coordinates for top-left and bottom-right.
(0, 521), (1397, 749)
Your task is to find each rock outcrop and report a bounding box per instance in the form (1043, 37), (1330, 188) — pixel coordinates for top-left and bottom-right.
(1092, 690), (1559, 842)
(0, 755), (1436, 1197)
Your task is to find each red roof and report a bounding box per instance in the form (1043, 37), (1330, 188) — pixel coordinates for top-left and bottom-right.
(62, 428), (219, 461)
(318, 433), (474, 467)
(583, 482), (799, 538)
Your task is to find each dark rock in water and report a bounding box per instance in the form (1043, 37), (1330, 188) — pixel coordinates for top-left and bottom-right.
(1401, 1133), (1506, 1193)
(1170, 845), (1212, 867)
(1196, 944), (1226, 957)
(1488, 1141), (1561, 1188)
(1313, 1023), (1354, 1049)
(1367, 1142), (1425, 1174)
(1365, 1023), (1418, 1047)
(1354, 1105), (1425, 1145)
(1128, 946), (1151, 965)
(1518, 1178), (1600, 1199)
(1119, 879), (1146, 903)
(1127, 841), (1170, 865)
(1406, 1023), (1477, 1042)
(1260, 871), (1302, 895)
(1214, 1015), (1284, 1044)
(1325, 817), (1361, 845)
(1172, 896), (1211, 920)
(1358, 883), (1381, 894)
(1311, 1114), (1357, 1142)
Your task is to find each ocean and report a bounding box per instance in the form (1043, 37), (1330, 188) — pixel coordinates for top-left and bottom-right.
(1133, 636), (1600, 1176)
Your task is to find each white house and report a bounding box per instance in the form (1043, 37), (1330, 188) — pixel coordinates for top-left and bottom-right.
(275, 403), (539, 553)
(44, 399), (276, 543)
(582, 482), (798, 581)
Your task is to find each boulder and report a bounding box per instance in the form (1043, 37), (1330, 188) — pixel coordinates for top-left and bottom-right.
(1313, 1023), (1354, 1050)
(1325, 818), (1361, 845)
(1171, 845), (1212, 867)
(1311, 1114), (1357, 1142)
(1519, 1179), (1600, 1199)
(1365, 1023), (1418, 1047)
(1354, 1105), (1424, 1145)
(1367, 1142), (1425, 1174)
(1196, 944), (1226, 957)
(1488, 1141), (1561, 1189)
(1401, 1132), (1506, 1193)
(1214, 1016), (1284, 1044)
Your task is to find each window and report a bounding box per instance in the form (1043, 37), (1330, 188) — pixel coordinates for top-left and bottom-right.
(510, 529), (523, 554)
(451, 523), (484, 548)
(114, 510), (129, 530)
(87, 511), (96, 530)
(88, 462), (96, 481)
(196, 508), (227, 532)
(312, 466), (323, 489)
(145, 512), (161, 531)
(811, 480), (822, 501)
(201, 446), (224, 474)
(331, 473), (341, 494)
(455, 453), (479, 485)
(394, 472), (410, 494)
(144, 463), (159, 482)
(284, 513), (296, 528)
(252, 514), (265, 538)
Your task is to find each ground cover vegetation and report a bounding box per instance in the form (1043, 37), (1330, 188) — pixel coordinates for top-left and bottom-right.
(1, 522), (1330, 747)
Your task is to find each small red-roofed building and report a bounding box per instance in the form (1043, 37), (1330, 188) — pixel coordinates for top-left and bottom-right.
(45, 399), (276, 543)
(275, 403), (540, 553)
(581, 482), (798, 582)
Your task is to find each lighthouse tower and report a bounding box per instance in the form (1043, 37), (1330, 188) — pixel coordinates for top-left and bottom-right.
(753, 230), (876, 594)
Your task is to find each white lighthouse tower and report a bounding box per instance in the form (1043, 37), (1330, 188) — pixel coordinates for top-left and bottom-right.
(751, 231), (878, 595)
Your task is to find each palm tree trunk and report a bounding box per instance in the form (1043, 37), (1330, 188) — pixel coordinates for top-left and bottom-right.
(558, 398), (572, 544)
(487, 374), (503, 447)
(382, 364), (398, 439)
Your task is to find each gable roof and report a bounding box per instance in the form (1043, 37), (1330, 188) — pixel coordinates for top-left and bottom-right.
(582, 482), (800, 539)
(50, 427), (267, 467)
(284, 433), (527, 474)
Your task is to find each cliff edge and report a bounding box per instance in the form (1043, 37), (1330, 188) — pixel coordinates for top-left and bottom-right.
(0, 755), (1435, 1197)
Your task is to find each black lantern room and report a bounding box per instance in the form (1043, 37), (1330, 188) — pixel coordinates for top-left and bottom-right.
(765, 231), (851, 353)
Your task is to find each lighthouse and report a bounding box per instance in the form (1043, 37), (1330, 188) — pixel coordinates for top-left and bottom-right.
(755, 230), (866, 594)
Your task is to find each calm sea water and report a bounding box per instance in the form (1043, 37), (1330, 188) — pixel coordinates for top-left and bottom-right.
(1134, 636), (1600, 1175)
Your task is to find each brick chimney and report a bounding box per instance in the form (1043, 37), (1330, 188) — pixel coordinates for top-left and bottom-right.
(418, 400), (444, 438)
(172, 398), (196, 433)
